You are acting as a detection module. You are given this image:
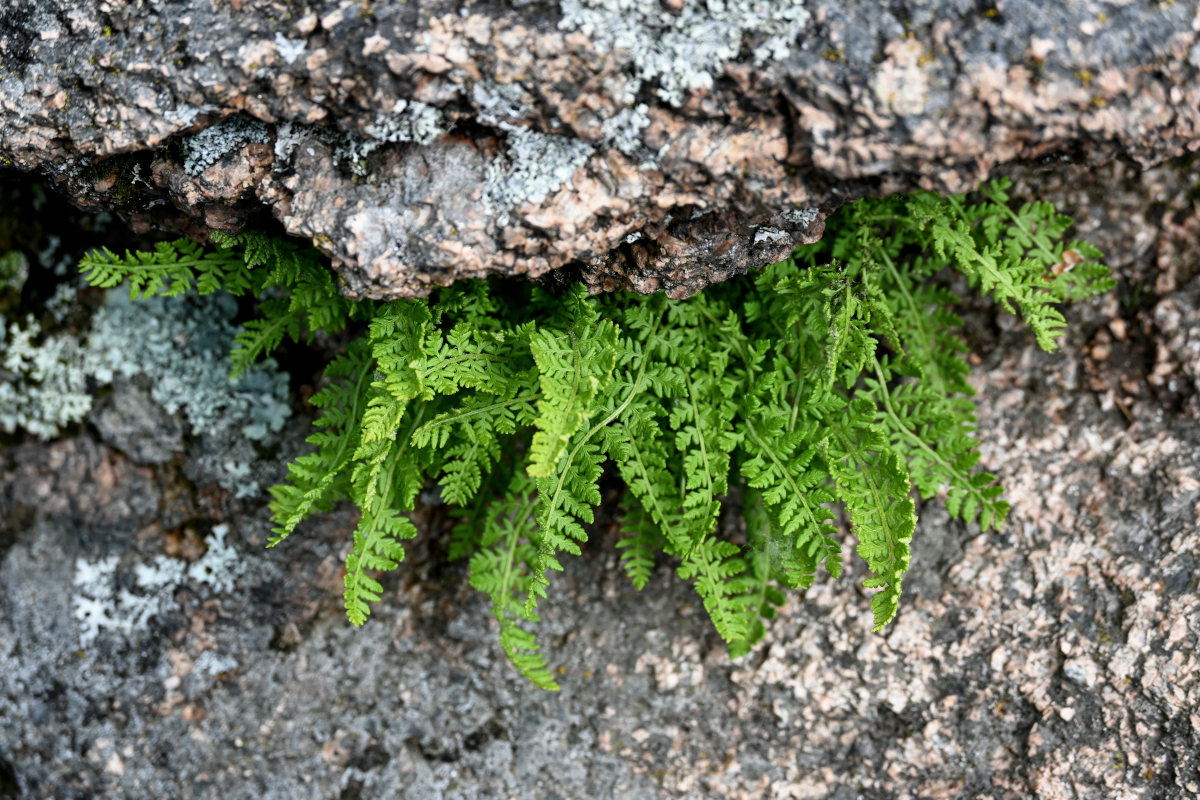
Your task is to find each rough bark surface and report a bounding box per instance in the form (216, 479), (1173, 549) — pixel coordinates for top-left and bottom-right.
(1, 0), (1198, 298)
(2, 155), (1200, 799)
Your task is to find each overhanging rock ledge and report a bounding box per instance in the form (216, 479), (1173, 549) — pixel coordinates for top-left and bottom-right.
(1, 0), (1197, 298)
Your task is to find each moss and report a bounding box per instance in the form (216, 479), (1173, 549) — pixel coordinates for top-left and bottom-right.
(82, 153), (142, 202)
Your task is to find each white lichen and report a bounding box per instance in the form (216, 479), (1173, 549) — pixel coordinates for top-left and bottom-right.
(600, 103), (652, 157)
(473, 80), (534, 127)
(782, 206), (820, 227)
(275, 100), (447, 178)
(87, 292), (291, 442)
(753, 226), (790, 244)
(1, 288), (290, 448)
(274, 32), (307, 65)
(183, 116), (271, 177)
(362, 98), (446, 147)
(558, 0), (810, 106)
(185, 524), (243, 593)
(73, 525), (245, 647)
(483, 125), (594, 226)
(0, 314), (94, 439)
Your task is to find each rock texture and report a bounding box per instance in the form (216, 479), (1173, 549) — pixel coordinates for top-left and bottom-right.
(2, 156), (1200, 799)
(2, 0), (1199, 299)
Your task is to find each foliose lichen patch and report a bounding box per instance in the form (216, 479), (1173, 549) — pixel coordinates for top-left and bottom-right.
(184, 117), (271, 177)
(482, 126), (595, 226)
(0, 284), (290, 445)
(557, 0), (811, 105)
(72, 524), (245, 647)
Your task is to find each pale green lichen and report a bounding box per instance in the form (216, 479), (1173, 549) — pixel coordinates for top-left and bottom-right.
(0, 314), (93, 439)
(88, 292), (291, 440)
(184, 116), (271, 176)
(73, 524), (244, 646)
(0, 287), (291, 445)
(558, 0), (810, 106)
(482, 126), (594, 225)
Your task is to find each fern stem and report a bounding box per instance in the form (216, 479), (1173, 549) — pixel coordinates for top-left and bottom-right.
(326, 362), (374, 488)
(412, 393), (534, 445)
(875, 248), (951, 396)
(683, 369), (715, 500)
(495, 491), (540, 621)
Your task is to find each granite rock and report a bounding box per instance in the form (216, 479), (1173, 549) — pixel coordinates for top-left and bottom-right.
(2, 0), (1198, 298)
(1, 157), (1199, 799)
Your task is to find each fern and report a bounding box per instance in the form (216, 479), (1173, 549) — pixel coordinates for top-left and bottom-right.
(80, 230), (365, 378)
(267, 340), (373, 544)
(81, 180), (1113, 687)
(469, 474), (560, 689)
(80, 238), (249, 299)
(526, 288), (618, 478)
(827, 399), (916, 630)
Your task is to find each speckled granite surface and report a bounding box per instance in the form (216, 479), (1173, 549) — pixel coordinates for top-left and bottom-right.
(1, 1), (1198, 298)
(1, 159), (1199, 799)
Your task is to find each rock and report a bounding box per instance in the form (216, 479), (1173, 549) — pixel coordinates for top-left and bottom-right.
(2, 1), (1198, 299)
(1, 156), (1200, 799)
(1062, 655), (1100, 688)
(89, 375), (184, 465)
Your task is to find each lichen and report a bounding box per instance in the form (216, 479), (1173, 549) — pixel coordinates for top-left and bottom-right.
(600, 103), (652, 157)
(753, 226), (790, 244)
(73, 524), (245, 646)
(274, 100), (448, 179)
(1, 285), (291, 447)
(782, 207), (821, 227)
(0, 314), (94, 439)
(482, 125), (594, 226)
(473, 79), (534, 127)
(558, 0), (810, 106)
(86, 291), (292, 442)
(362, 98), (446, 147)
(183, 116), (271, 177)
(273, 31), (307, 65)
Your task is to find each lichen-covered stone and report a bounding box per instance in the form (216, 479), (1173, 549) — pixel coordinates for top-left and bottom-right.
(1, 0), (1198, 298)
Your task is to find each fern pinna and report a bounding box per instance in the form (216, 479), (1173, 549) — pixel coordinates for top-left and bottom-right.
(80, 178), (1113, 689)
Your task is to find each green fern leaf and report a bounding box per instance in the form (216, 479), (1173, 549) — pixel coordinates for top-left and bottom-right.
(827, 400), (916, 630)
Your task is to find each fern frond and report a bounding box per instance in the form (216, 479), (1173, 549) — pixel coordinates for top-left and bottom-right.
(267, 340), (373, 545)
(727, 493), (788, 658)
(739, 399), (842, 587)
(866, 355), (1009, 530)
(676, 534), (749, 645)
(527, 289), (619, 478)
(469, 475), (560, 689)
(343, 398), (425, 626)
(614, 506), (660, 590)
(525, 310), (663, 615)
(827, 399), (916, 631)
(605, 392), (678, 586)
(80, 239), (249, 299)
(229, 298), (300, 379)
